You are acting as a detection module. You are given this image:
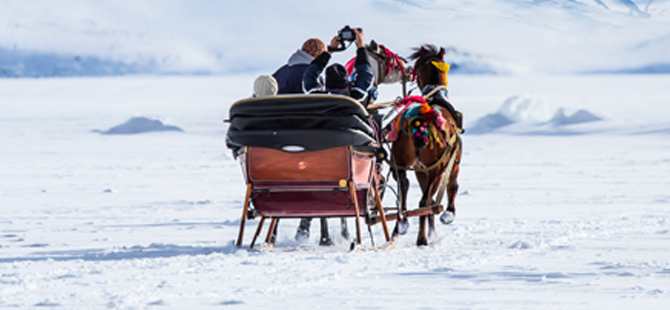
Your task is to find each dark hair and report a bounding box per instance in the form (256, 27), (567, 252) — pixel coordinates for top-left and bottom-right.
(325, 64), (348, 89)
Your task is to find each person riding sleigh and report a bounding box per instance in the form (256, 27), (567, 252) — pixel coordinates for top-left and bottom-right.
(302, 28), (374, 107)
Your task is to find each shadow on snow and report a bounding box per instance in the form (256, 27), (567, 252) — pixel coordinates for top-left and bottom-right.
(0, 242), (240, 263)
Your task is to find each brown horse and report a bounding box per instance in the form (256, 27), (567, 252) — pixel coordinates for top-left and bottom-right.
(390, 44), (462, 246)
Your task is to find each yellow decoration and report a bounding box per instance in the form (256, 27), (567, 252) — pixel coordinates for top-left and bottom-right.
(339, 179), (348, 188)
(431, 61), (450, 88)
(431, 61), (450, 72)
(418, 103), (431, 114)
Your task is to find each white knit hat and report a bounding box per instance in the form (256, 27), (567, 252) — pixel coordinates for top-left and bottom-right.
(253, 75), (278, 97)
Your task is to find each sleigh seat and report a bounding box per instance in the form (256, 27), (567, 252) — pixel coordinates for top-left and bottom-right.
(226, 94), (380, 218)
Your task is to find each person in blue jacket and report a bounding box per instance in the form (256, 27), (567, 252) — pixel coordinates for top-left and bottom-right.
(272, 38), (326, 94)
(302, 28), (374, 106)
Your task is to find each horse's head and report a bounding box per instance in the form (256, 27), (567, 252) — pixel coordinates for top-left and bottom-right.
(409, 45), (448, 90)
(356, 40), (411, 85)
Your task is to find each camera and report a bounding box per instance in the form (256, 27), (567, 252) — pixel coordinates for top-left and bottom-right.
(328, 26), (362, 52)
(338, 25), (361, 43)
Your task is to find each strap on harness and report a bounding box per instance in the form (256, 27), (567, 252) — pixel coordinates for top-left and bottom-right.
(387, 132), (458, 173)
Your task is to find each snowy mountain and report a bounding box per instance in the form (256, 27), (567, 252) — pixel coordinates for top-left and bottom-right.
(1, 0), (669, 77)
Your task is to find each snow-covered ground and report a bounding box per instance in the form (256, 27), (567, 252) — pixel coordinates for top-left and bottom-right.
(1, 74), (669, 309)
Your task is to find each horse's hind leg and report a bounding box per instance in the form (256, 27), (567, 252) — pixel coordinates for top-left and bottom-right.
(393, 170), (410, 236)
(417, 215), (428, 246)
(427, 214), (436, 239)
(441, 155), (461, 225)
(418, 171), (438, 239)
(270, 219), (280, 244)
(295, 217), (311, 241)
(425, 170), (442, 237)
(340, 217), (350, 240)
(445, 180), (458, 219)
(319, 218), (334, 246)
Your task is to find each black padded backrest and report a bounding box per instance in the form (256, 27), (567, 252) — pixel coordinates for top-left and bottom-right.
(226, 94), (376, 152)
(228, 94), (374, 137)
(229, 115), (374, 138)
(229, 94), (369, 120)
(226, 129), (375, 152)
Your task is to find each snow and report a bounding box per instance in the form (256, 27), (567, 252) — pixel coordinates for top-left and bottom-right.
(467, 94), (606, 134)
(1, 74), (669, 309)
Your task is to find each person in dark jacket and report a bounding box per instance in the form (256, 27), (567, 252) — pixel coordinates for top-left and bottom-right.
(302, 28), (374, 106)
(272, 38), (326, 94)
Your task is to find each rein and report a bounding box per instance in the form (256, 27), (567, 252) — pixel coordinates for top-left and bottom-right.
(366, 85), (448, 110)
(422, 85), (447, 100)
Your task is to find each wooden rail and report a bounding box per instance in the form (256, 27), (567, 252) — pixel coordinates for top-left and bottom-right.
(366, 205), (444, 225)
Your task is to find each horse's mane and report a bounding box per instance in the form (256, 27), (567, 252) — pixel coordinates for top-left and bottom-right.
(409, 44), (441, 61)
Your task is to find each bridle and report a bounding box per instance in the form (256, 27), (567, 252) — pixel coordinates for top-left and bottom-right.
(411, 55), (442, 88)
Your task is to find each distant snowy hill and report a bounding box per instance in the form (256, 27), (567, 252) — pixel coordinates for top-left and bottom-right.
(1, 0), (669, 77)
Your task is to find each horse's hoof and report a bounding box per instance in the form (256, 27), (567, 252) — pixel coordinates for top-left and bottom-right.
(295, 228), (309, 242)
(395, 219), (410, 235)
(440, 210), (455, 225)
(319, 237), (334, 246)
(417, 236), (428, 246)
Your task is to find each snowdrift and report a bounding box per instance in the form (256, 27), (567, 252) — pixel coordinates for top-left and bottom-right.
(94, 117), (184, 135)
(467, 95), (604, 134)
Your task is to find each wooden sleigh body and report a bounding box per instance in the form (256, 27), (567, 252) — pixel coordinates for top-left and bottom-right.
(226, 95), (392, 249)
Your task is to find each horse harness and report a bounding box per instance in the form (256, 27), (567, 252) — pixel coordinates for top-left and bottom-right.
(387, 86), (460, 173)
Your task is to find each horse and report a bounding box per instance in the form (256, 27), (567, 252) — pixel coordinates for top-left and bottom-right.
(389, 44), (462, 246)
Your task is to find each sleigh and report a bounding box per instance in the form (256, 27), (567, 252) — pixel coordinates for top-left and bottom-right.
(226, 94), (393, 249)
